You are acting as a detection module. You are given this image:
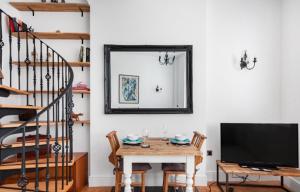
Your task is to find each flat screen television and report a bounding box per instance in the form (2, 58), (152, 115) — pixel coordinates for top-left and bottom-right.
(221, 123), (299, 169)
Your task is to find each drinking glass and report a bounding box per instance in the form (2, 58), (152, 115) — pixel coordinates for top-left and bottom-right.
(162, 126), (168, 141)
(143, 128), (149, 143)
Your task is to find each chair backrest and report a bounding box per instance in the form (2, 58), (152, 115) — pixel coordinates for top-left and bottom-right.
(106, 131), (121, 168)
(191, 131), (207, 166)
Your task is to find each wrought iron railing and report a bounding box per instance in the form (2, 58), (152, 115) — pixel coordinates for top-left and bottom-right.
(0, 9), (74, 192)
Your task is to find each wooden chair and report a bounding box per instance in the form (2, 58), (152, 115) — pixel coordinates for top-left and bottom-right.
(162, 131), (207, 192)
(106, 131), (152, 192)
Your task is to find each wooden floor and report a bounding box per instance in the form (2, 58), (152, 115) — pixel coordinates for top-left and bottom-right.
(81, 183), (288, 192)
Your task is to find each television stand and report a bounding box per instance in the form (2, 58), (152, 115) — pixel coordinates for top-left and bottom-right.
(216, 161), (300, 192)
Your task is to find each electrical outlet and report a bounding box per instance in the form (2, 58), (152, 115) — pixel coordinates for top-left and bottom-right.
(207, 150), (213, 156)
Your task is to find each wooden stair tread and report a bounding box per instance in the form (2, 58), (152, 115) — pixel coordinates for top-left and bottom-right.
(12, 32), (90, 40)
(0, 120), (90, 128)
(0, 159), (73, 170)
(10, 2), (90, 12)
(0, 85), (29, 95)
(0, 104), (43, 110)
(12, 61), (90, 68)
(1, 137), (66, 148)
(0, 152), (85, 171)
(0, 157), (73, 171)
(0, 179), (73, 192)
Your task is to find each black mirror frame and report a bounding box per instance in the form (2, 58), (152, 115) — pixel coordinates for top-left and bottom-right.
(104, 45), (193, 114)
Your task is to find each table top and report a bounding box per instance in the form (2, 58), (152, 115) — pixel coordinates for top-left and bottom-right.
(217, 161), (300, 177)
(116, 138), (201, 156)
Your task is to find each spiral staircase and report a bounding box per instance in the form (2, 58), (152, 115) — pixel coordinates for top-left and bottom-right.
(0, 9), (74, 192)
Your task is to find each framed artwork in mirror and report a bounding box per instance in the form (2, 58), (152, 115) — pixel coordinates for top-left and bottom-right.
(119, 74), (139, 104)
(104, 45), (193, 114)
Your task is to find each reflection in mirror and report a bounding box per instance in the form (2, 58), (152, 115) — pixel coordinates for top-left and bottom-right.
(111, 52), (187, 108)
(104, 45), (193, 114)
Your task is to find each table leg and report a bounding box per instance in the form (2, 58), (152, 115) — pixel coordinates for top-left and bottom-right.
(186, 156), (195, 192)
(225, 173), (229, 192)
(123, 156), (132, 192)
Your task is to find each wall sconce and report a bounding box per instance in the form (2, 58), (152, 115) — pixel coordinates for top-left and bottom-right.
(156, 85), (163, 92)
(240, 51), (257, 70)
(159, 52), (175, 65)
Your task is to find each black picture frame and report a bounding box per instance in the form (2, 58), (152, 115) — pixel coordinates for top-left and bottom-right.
(104, 45), (193, 114)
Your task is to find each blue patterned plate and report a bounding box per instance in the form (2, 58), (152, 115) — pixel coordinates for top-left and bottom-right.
(122, 138), (144, 145)
(170, 138), (190, 145)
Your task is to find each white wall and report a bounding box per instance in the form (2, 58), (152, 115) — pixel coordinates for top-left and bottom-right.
(281, 0), (300, 189)
(89, 0), (207, 186)
(206, 0), (282, 180)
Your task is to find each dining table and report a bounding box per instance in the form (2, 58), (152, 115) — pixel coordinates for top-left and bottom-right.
(116, 137), (201, 192)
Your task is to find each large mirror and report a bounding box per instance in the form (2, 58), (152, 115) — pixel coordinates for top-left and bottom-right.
(104, 45), (193, 114)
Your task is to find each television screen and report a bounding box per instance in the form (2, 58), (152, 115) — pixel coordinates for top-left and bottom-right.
(221, 123), (299, 168)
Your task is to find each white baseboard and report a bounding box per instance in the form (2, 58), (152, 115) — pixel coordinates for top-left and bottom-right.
(88, 174), (207, 187)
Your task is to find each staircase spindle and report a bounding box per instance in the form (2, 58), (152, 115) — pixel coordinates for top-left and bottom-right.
(9, 21), (12, 87)
(68, 85), (74, 178)
(35, 117), (40, 192)
(54, 102), (59, 192)
(45, 46), (51, 192)
(0, 11), (3, 85)
(25, 30), (30, 105)
(52, 50), (55, 122)
(19, 126), (28, 192)
(17, 27), (21, 90)
(40, 41), (43, 107)
(33, 37), (37, 106)
(61, 59), (65, 189)
(65, 60), (69, 183)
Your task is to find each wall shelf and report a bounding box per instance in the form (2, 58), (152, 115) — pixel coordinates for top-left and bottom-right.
(12, 32), (90, 40)
(12, 61), (90, 68)
(9, 2), (90, 13)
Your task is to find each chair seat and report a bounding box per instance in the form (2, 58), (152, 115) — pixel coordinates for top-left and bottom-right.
(120, 160), (152, 171)
(162, 163), (185, 172)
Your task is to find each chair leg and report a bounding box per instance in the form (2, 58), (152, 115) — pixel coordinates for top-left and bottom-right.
(193, 174), (195, 192)
(115, 171), (122, 192)
(141, 172), (146, 192)
(163, 172), (169, 192)
(163, 172), (166, 192)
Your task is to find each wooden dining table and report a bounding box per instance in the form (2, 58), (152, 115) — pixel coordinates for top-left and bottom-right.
(116, 138), (201, 192)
